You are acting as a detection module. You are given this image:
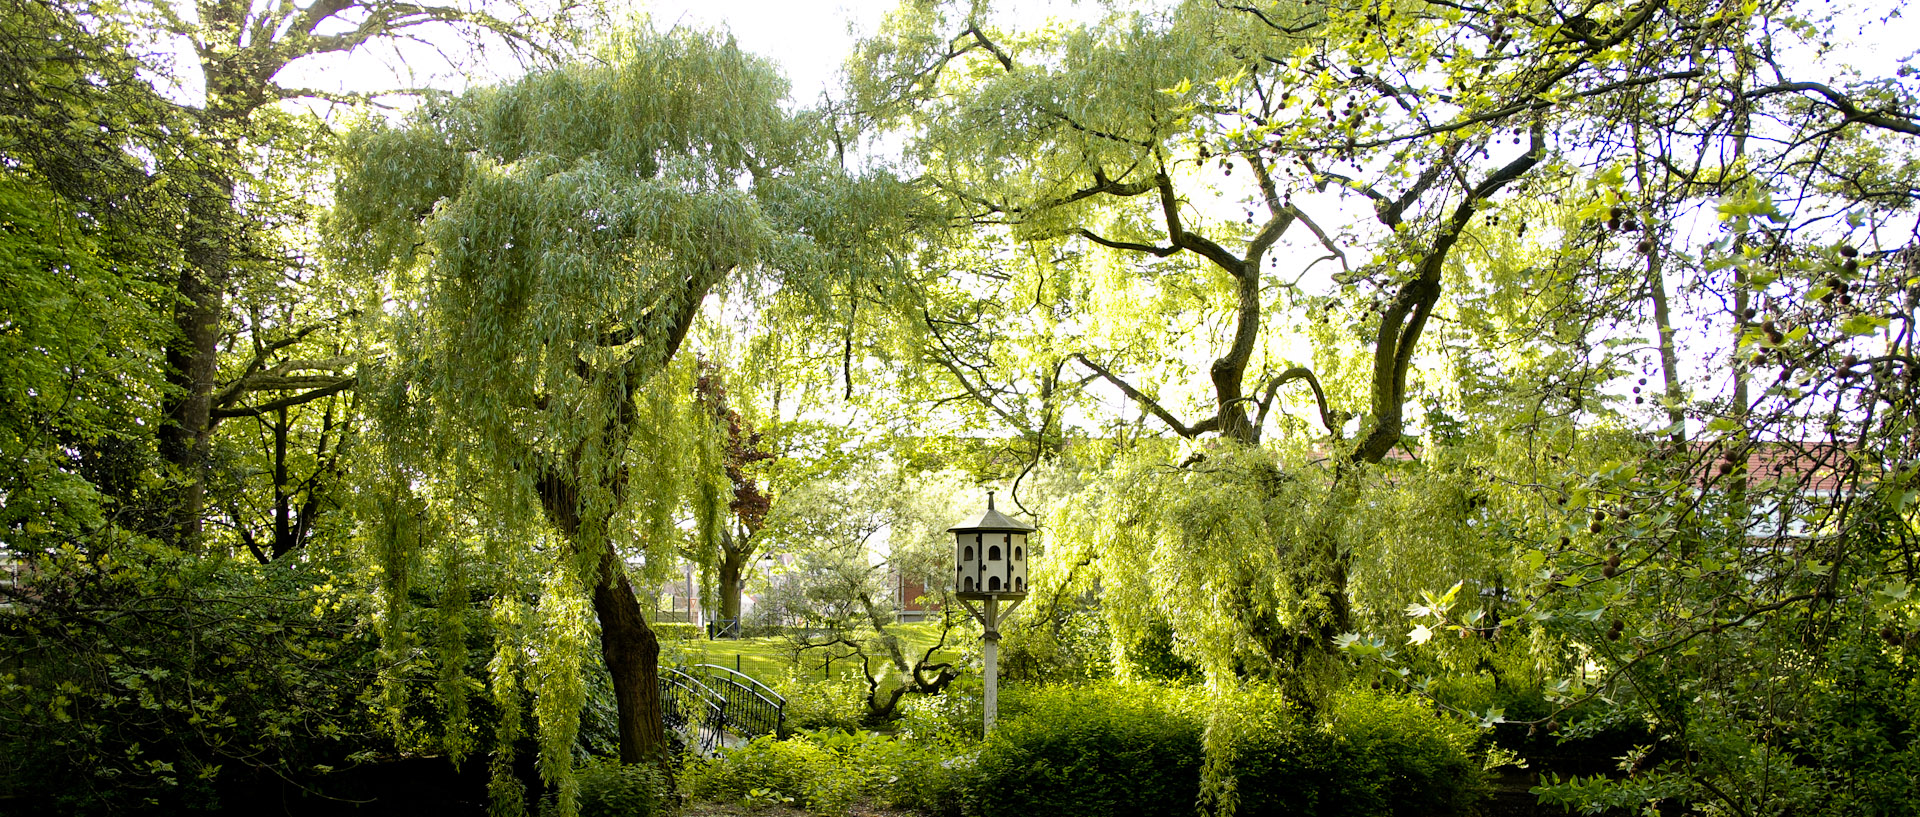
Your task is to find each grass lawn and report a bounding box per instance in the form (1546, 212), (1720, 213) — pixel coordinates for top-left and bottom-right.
(668, 622), (967, 688)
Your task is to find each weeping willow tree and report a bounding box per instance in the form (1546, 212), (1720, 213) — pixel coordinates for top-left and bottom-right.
(328, 27), (910, 805)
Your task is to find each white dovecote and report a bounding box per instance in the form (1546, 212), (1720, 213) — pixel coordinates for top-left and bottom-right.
(950, 492), (1032, 598)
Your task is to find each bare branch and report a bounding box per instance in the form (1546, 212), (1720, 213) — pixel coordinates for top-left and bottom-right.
(1255, 366), (1339, 435)
(1077, 229), (1179, 257)
(1072, 353), (1212, 438)
(1745, 81), (1920, 136)
(210, 377), (357, 420)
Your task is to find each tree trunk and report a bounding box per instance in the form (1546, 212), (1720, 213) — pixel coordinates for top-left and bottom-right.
(717, 547), (746, 628)
(159, 171), (233, 548)
(1210, 260), (1263, 444)
(591, 543), (667, 768)
(541, 464), (669, 770)
(1632, 119), (1688, 438)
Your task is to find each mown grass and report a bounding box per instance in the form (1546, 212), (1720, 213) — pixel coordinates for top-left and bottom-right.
(666, 622), (966, 690)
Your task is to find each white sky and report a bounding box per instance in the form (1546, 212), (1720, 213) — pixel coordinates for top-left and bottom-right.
(263, 0), (1105, 112)
(635, 0), (904, 104)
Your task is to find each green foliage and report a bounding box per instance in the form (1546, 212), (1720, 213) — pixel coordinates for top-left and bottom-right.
(0, 0), (178, 551)
(0, 546), (380, 814)
(540, 757), (669, 817)
(1319, 688), (1484, 817)
(894, 675), (986, 743)
(1119, 620), (1202, 683)
(998, 601), (1113, 684)
(651, 622), (705, 641)
(1205, 686), (1485, 817)
(1198, 685), (1332, 817)
(959, 681), (1483, 817)
(687, 728), (967, 816)
(0, 177), (169, 543)
(1786, 626), (1920, 816)
(972, 683), (1205, 817)
(1049, 446), (1399, 697)
(769, 673), (870, 734)
(1532, 606), (1920, 817)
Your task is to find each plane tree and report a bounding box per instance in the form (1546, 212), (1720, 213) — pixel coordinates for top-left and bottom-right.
(841, 0), (1731, 689)
(850, 4), (1919, 792)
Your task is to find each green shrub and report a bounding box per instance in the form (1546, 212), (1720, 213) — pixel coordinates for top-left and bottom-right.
(695, 680), (1482, 817)
(686, 729), (969, 816)
(895, 675), (986, 742)
(550, 757), (668, 817)
(956, 682), (1482, 817)
(863, 736), (971, 816)
(1322, 687), (1483, 817)
(771, 673), (869, 733)
(1205, 686), (1337, 817)
(0, 549), (384, 815)
(972, 683), (1204, 817)
(686, 733), (837, 811)
(651, 622), (704, 641)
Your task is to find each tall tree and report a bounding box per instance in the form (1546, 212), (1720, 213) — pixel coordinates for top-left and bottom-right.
(330, 27), (909, 791)
(1, 0), (189, 542)
(124, 0), (563, 548)
(849, 0), (1918, 726)
(692, 362), (777, 629)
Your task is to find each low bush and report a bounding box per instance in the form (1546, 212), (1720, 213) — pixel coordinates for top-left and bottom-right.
(1320, 687), (1484, 817)
(540, 757), (669, 817)
(895, 675), (986, 742)
(1206, 686), (1337, 817)
(651, 622), (705, 641)
(968, 682), (1482, 817)
(687, 681), (1486, 817)
(770, 673), (870, 733)
(686, 733), (836, 811)
(971, 683), (1204, 817)
(685, 729), (969, 816)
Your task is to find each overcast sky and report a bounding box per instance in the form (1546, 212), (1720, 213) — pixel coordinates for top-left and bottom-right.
(260, 0), (1105, 113)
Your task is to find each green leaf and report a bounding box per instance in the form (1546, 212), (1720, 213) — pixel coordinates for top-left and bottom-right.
(1840, 314), (1888, 336)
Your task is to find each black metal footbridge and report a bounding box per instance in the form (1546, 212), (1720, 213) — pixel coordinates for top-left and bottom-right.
(659, 663), (786, 755)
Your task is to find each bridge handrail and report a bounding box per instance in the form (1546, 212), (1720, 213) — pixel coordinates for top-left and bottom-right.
(690, 664), (784, 707)
(659, 668), (728, 755)
(685, 663), (785, 739)
(661, 667), (727, 706)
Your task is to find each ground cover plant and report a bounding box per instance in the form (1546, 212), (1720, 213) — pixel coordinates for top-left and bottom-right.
(684, 678), (1486, 817)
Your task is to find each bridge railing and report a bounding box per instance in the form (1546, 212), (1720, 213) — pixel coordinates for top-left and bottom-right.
(688, 663), (786, 740)
(657, 663), (787, 755)
(658, 667), (726, 756)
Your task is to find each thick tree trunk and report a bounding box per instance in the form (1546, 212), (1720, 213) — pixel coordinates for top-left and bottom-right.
(717, 549), (746, 628)
(539, 464), (669, 769)
(159, 171), (234, 548)
(592, 544), (667, 767)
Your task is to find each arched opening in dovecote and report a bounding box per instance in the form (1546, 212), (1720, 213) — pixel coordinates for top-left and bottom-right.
(988, 576), (1002, 591)
(1014, 546), (1023, 561)
(1015, 576), (1025, 591)
(963, 545), (974, 561)
(964, 576), (976, 591)
(988, 545), (1001, 561)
